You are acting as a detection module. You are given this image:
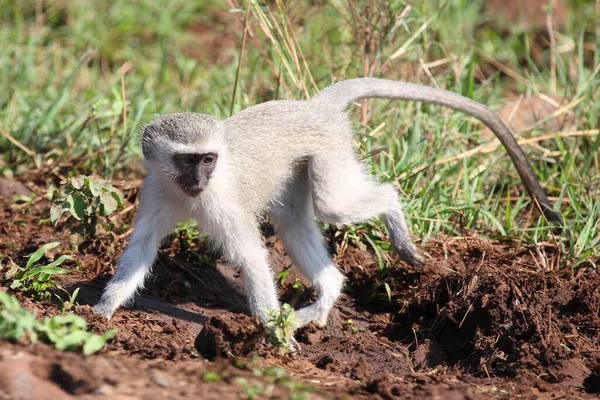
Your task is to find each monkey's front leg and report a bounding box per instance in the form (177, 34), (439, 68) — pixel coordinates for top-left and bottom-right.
(238, 243), (280, 322)
(93, 181), (179, 319)
(215, 220), (280, 322)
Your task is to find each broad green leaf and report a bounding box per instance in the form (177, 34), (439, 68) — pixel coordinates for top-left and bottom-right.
(25, 242), (60, 269)
(22, 265), (71, 279)
(111, 189), (124, 208)
(70, 287), (80, 302)
(101, 328), (117, 340)
(83, 329), (116, 356)
(37, 272), (51, 281)
(9, 280), (22, 289)
(99, 192), (118, 216)
(82, 334), (107, 355)
(50, 205), (63, 224)
(88, 180), (100, 197)
(70, 176), (84, 190)
(44, 255), (71, 269)
(70, 193), (87, 221)
(384, 282), (392, 302)
(54, 330), (90, 350)
(50, 314), (87, 329)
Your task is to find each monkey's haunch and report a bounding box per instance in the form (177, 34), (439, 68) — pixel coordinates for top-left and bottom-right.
(313, 78), (563, 225)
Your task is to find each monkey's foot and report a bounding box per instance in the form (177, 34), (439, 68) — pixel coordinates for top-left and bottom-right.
(92, 303), (115, 320)
(294, 304), (330, 328)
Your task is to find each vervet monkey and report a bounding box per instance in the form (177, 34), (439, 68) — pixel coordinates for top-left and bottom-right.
(93, 78), (561, 328)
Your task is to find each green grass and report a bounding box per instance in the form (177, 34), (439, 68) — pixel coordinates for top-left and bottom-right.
(0, 292), (116, 355)
(1, 0), (598, 269)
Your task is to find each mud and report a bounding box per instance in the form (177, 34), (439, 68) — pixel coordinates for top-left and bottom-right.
(1, 177), (599, 399)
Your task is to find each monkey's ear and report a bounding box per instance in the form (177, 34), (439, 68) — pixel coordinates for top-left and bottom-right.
(141, 124), (156, 159)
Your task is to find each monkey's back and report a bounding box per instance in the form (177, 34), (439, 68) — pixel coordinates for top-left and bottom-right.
(224, 100), (350, 214)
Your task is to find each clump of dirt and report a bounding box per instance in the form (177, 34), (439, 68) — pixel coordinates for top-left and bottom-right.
(194, 313), (264, 359)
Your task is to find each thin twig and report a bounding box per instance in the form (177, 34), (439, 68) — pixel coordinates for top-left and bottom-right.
(0, 126), (39, 169)
(546, 10), (557, 93)
(475, 49), (530, 86)
(230, 0), (252, 116)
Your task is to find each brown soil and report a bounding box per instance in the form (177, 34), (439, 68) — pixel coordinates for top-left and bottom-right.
(1, 177), (599, 399)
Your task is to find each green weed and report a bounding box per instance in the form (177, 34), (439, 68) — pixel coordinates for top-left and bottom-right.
(0, 292), (117, 355)
(51, 175), (124, 240)
(264, 303), (300, 355)
(3, 242), (71, 301)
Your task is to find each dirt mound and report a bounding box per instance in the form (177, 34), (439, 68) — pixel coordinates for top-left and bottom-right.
(194, 313), (264, 359)
(77, 305), (196, 361)
(350, 238), (600, 390)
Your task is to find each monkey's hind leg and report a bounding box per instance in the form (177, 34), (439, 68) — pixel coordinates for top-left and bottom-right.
(309, 150), (425, 267)
(93, 177), (181, 319)
(270, 164), (345, 328)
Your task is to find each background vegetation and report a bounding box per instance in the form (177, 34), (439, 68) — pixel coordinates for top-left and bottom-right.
(1, 0), (598, 270)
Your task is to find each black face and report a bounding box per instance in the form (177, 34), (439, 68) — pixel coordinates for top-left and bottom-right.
(173, 152), (218, 197)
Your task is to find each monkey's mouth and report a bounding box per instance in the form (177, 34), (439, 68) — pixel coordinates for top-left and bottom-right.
(182, 187), (203, 197)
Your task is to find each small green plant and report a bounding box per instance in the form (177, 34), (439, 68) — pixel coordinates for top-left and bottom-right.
(50, 175), (124, 239)
(3, 242), (71, 301)
(12, 192), (36, 214)
(264, 303), (300, 355)
(0, 292), (117, 355)
(234, 364), (317, 400)
(275, 268), (303, 290)
(0, 292), (38, 342)
(202, 371), (222, 382)
(54, 287), (80, 312)
(234, 377), (273, 399)
(174, 219), (201, 251)
(275, 268), (290, 286)
(346, 319), (358, 334)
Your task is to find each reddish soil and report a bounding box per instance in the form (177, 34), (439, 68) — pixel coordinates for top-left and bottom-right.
(1, 177), (599, 399)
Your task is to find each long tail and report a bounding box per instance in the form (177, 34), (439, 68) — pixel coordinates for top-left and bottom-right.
(312, 78), (562, 224)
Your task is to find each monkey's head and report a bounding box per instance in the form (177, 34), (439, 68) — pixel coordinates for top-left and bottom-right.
(142, 112), (223, 197)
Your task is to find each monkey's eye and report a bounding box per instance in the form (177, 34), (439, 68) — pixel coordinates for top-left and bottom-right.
(183, 156), (195, 165)
(202, 155), (215, 166)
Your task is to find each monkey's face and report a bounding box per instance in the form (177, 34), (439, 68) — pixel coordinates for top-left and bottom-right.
(172, 152), (218, 197)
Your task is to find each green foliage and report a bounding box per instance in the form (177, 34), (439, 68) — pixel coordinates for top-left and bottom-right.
(0, 292), (117, 355)
(275, 268), (289, 286)
(346, 319), (358, 335)
(51, 176), (124, 239)
(202, 371), (222, 382)
(174, 220), (201, 251)
(264, 303), (300, 355)
(0, 292), (38, 342)
(233, 363), (318, 400)
(3, 242), (71, 301)
(233, 376), (272, 399)
(275, 269), (302, 289)
(0, 0), (598, 272)
(36, 313), (117, 356)
(55, 287), (80, 313)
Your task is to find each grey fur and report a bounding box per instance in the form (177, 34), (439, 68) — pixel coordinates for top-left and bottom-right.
(94, 78), (560, 332)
